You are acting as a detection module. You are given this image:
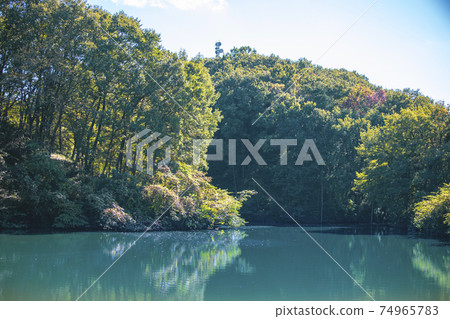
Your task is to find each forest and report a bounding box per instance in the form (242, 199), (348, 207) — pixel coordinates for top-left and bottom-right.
(0, 0), (449, 236)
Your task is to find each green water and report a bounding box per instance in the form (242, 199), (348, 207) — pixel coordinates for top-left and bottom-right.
(0, 226), (449, 300)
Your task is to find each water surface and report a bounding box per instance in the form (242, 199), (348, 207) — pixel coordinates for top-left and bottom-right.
(0, 227), (448, 300)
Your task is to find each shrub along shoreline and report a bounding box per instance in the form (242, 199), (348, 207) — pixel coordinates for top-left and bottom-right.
(0, 120), (252, 232)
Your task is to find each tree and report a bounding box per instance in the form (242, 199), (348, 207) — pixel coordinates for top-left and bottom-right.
(354, 103), (450, 225)
(0, 0), (246, 231)
(414, 183), (450, 235)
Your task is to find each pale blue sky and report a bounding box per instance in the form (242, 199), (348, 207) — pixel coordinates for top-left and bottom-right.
(87, 0), (450, 103)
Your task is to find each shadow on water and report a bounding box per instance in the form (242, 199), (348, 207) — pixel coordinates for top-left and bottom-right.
(308, 225), (450, 247)
(0, 226), (449, 300)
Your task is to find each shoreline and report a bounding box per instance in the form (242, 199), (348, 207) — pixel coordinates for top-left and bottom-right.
(2, 223), (448, 241)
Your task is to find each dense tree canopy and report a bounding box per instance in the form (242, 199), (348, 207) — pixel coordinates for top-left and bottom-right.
(414, 183), (450, 234)
(354, 104), (450, 225)
(1, 0), (449, 236)
(0, 0), (246, 231)
(204, 47), (449, 235)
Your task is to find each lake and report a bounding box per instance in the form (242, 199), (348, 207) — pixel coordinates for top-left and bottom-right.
(0, 226), (449, 300)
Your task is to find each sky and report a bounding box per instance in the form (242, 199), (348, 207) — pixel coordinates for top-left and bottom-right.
(87, 0), (450, 104)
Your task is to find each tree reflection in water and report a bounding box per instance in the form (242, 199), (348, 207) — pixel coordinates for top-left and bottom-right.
(1, 228), (448, 301)
(411, 242), (450, 292)
(143, 231), (247, 300)
(0, 230), (248, 300)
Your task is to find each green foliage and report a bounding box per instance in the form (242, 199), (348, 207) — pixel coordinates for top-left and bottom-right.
(414, 184), (450, 234)
(204, 47), (394, 225)
(0, 0), (220, 174)
(354, 104), (450, 226)
(140, 164), (249, 229)
(0, 127), (249, 230)
(0, 0), (248, 231)
(203, 46), (449, 234)
(1, 0), (448, 235)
